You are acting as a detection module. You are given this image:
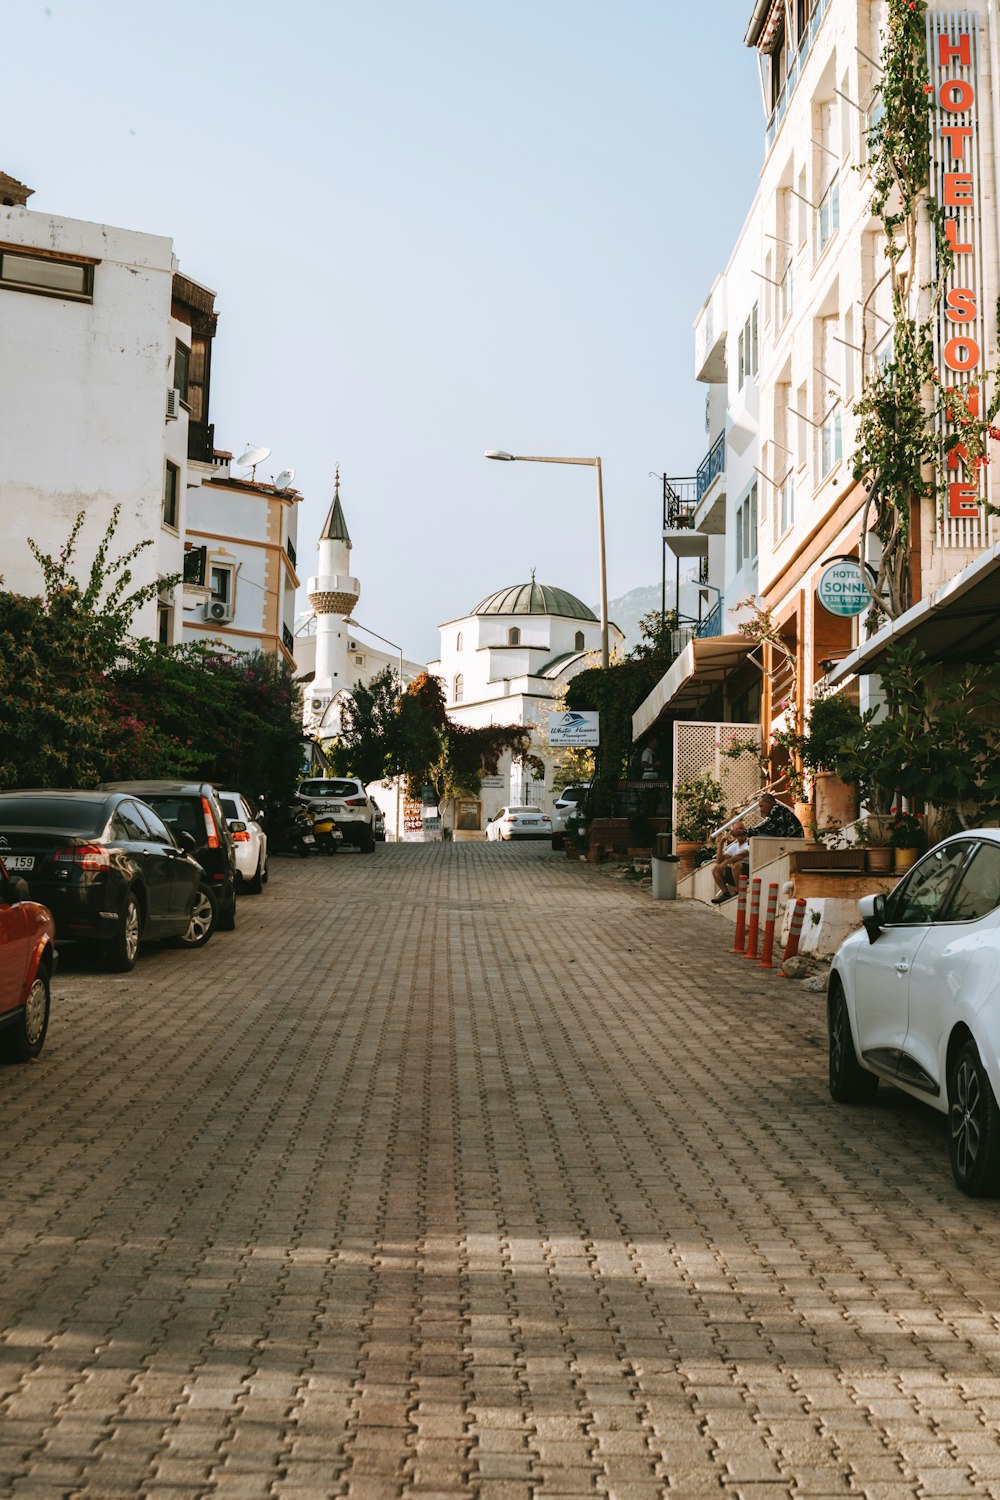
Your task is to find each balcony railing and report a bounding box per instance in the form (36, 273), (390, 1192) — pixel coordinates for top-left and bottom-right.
(696, 600), (723, 639)
(696, 432), (725, 502)
(663, 475), (697, 530)
(282, 623), (295, 654)
(765, 0), (833, 151)
(286, 536), (297, 569)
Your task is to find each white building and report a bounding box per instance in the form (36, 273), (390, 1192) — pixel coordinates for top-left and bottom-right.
(429, 579), (625, 828)
(182, 470), (301, 668)
(0, 173), (204, 636)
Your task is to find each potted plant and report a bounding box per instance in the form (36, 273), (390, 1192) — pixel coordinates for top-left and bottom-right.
(564, 810), (586, 858)
(674, 772), (727, 874)
(854, 818), (893, 874)
(888, 808), (924, 872)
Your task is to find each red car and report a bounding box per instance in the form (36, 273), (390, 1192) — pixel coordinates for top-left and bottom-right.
(0, 855), (56, 1062)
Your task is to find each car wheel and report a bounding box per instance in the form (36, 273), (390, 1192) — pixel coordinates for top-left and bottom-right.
(244, 856), (264, 895)
(261, 855), (269, 884)
(103, 892), (142, 973)
(828, 979), (878, 1104)
(948, 1039), (1000, 1197)
(218, 886), (237, 931)
(0, 968), (50, 1063)
(551, 834), (564, 851)
(172, 884), (218, 949)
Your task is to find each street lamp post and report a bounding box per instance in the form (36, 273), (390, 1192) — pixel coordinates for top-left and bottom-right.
(484, 450), (609, 670)
(345, 617), (405, 843)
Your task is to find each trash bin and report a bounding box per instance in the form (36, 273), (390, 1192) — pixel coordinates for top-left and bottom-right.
(651, 853), (679, 900)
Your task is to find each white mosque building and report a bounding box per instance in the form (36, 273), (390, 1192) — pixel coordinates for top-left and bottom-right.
(428, 577), (624, 828)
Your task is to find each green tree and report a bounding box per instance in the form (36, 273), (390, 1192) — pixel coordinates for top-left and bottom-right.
(328, 667), (401, 785)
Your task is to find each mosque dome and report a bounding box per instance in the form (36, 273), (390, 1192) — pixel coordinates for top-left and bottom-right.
(471, 580), (597, 622)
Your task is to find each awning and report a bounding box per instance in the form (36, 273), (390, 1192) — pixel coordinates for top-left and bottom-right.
(632, 634), (758, 741)
(827, 537), (1000, 685)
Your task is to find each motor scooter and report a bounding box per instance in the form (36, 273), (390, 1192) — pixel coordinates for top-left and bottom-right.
(312, 813), (343, 855)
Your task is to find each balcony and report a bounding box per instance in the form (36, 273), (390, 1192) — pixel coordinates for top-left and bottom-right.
(765, 0), (833, 152)
(286, 536), (297, 569)
(282, 623), (295, 654)
(694, 432), (727, 536)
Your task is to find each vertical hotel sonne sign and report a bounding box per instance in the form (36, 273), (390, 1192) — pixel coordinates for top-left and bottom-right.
(927, 9), (992, 535)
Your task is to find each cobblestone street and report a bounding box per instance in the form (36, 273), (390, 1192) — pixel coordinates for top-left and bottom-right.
(4, 843), (1000, 1498)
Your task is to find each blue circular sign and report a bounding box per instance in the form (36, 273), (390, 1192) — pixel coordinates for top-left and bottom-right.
(816, 561), (868, 617)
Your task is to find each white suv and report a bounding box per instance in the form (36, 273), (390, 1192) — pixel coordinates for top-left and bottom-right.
(550, 784), (589, 850)
(297, 778), (377, 852)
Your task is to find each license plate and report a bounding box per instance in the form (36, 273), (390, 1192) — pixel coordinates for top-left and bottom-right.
(5, 855), (34, 871)
(521, 819), (540, 826)
(302, 834), (315, 845)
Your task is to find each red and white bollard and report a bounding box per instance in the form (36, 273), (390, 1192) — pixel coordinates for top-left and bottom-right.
(758, 882), (780, 970)
(731, 872), (749, 954)
(779, 897), (808, 975)
(744, 877), (763, 960)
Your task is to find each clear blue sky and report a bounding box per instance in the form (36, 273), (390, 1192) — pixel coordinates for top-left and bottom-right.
(6, 1), (763, 663)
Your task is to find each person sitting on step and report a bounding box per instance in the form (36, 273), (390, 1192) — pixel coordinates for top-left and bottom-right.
(711, 820), (750, 904)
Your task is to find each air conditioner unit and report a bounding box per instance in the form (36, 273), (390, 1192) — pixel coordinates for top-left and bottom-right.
(204, 599), (233, 624)
(165, 387), (180, 421)
(311, 698), (325, 712)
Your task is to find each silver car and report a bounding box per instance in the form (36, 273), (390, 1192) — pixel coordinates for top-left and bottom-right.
(829, 829), (1000, 1196)
(218, 792), (268, 894)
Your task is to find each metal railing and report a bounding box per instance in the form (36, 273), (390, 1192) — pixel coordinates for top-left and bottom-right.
(765, 0), (833, 151)
(286, 536), (297, 568)
(663, 475), (697, 530)
(696, 431), (725, 502)
(282, 623), (294, 653)
(695, 600), (723, 639)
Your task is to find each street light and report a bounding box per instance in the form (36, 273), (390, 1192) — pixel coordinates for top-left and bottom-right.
(484, 450), (609, 670)
(345, 617), (405, 843)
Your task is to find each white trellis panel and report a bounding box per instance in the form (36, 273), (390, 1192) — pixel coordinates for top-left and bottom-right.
(672, 721), (762, 834)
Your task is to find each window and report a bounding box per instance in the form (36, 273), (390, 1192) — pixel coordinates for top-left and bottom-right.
(507, 627), (520, 646)
(885, 842), (971, 925)
(779, 261), (793, 325)
(157, 603), (170, 645)
(456, 632), (463, 651)
(735, 483), (759, 571)
(779, 474), (795, 538)
(818, 177), (840, 252)
(453, 674), (464, 703)
(945, 843), (1000, 922)
(163, 461), (179, 529)
(0, 249), (94, 301)
(739, 305), (760, 389)
(574, 631), (585, 651)
(822, 413), (842, 477)
(355, 654), (364, 666)
(210, 565), (233, 605)
(174, 341), (190, 403)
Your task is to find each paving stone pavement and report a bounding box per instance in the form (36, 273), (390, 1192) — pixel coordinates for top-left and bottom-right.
(3, 844), (1000, 1499)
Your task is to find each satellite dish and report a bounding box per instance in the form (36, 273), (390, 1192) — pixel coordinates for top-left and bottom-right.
(274, 468), (296, 490)
(236, 444), (271, 480)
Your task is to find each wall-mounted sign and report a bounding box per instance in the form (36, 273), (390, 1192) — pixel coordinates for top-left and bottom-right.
(548, 710), (600, 747)
(927, 12), (991, 531)
(816, 560), (869, 617)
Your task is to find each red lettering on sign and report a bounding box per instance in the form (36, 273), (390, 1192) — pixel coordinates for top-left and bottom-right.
(945, 287), (977, 321)
(944, 337), (981, 372)
(944, 219), (974, 254)
(947, 443), (969, 471)
(944, 173), (975, 206)
(939, 33), (973, 67)
(948, 482), (980, 517)
(940, 78), (976, 111)
(940, 125), (973, 160)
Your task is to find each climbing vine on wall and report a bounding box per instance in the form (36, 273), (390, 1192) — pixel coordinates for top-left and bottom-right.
(854, 0), (1000, 624)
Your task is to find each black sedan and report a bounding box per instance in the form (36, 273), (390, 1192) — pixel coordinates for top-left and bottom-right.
(0, 791), (209, 972)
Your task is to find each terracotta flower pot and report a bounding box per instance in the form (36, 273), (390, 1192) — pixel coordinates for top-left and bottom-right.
(865, 847), (893, 874)
(813, 772), (859, 834)
(675, 840), (702, 875)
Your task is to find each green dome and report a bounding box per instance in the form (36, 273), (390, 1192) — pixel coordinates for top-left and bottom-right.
(472, 582), (597, 622)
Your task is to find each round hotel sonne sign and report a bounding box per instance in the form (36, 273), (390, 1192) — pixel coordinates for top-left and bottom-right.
(816, 561), (868, 617)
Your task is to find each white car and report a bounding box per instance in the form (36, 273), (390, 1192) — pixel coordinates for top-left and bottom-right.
(218, 791), (268, 894)
(486, 806), (552, 842)
(297, 777), (376, 852)
(550, 784), (589, 850)
(829, 829), (1000, 1196)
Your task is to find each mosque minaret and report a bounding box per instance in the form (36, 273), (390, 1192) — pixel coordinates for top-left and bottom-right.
(305, 467), (361, 733)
